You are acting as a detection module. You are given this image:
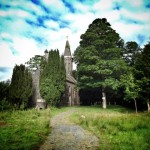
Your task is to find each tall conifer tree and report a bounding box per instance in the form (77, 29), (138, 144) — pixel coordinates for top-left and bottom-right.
(74, 18), (128, 108)
(40, 50), (66, 106)
(9, 64), (32, 108)
(134, 41), (150, 112)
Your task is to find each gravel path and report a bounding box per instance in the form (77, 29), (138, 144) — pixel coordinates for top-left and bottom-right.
(39, 109), (99, 150)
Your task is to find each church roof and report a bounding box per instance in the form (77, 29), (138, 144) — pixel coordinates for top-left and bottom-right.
(64, 40), (71, 56)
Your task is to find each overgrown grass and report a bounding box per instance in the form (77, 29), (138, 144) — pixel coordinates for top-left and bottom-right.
(0, 108), (51, 150)
(70, 105), (150, 150)
(1, 106), (149, 150)
(0, 106), (71, 150)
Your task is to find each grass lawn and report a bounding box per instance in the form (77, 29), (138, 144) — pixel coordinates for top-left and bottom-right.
(70, 105), (150, 150)
(0, 107), (69, 150)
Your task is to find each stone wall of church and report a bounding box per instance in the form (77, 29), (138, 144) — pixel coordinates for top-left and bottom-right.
(32, 69), (46, 108)
(67, 82), (80, 106)
(32, 69), (40, 107)
(60, 81), (80, 106)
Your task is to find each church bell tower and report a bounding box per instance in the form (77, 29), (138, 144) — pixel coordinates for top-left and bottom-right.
(64, 39), (73, 75)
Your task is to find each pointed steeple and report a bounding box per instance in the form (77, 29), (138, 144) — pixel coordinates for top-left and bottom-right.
(64, 39), (71, 57)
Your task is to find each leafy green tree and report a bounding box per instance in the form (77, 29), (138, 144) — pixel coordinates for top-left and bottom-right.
(9, 64), (32, 108)
(134, 41), (150, 112)
(25, 55), (46, 70)
(74, 18), (128, 108)
(121, 73), (141, 113)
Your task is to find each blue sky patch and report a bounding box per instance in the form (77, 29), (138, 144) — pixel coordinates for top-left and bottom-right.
(37, 17), (44, 25)
(2, 37), (13, 43)
(0, 67), (11, 73)
(62, 0), (75, 13)
(41, 5), (50, 14)
(113, 3), (121, 11)
(26, 19), (46, 28)
(0, 4), (11, 9)
(146, 3), (150, 8)
(31, 0), (40, 6)
(120, 15), (143, 25)
(59, 20), (70, 28)
(79, 0), (98, 5)
(137, 34), (146, 45)
(32, 36), (47, 45)
(0, 67), (12, 81)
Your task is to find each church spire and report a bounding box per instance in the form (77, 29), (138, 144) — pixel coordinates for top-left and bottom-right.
(64, 37), (71, 57)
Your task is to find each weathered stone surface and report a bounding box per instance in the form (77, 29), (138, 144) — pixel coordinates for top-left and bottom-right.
(32, 69), (46, 108)
(39, 109), (99, 150)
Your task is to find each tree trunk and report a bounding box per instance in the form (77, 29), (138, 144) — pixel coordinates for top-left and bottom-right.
(102, 90), (107, 109)
(147, 101), (150, 113)
(134, 98), (137, 113)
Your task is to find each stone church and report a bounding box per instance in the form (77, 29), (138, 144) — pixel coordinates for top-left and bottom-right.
(32, 40), (79, 108)
(60, 39), (80, 106)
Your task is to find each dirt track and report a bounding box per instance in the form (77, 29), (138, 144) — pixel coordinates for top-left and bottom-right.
(39, 109), (99, 150)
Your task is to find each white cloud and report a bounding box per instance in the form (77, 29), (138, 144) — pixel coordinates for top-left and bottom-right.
(44, 20), (60, 30)
(73, 2), (90, 13)
(42, 0), (68, 14)
(112, 21), (148, 44)
(0, 9), (31, 18)
(24, 2), (45, 16)
(0, 43), (15, 67)
(12, 36), (43, 64)
(94, 0), (113, 11)
(121, 8), (150, 22)
(1, 33), (11, 39)
(64, 12), (95, 31)
(129, 0), (143, 7)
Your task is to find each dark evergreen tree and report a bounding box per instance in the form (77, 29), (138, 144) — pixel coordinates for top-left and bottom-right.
(74, 18), (128, 108)
(123, 41), (141, 66)
(134, 41), (150, 112)
(72, 70), (77, 80)
(0, 80), (11, 110)
(59, 55), (66, 97)
(9, 64), (32, 108)
(0, 80), (10, 101)
(40, 50), (66, 106)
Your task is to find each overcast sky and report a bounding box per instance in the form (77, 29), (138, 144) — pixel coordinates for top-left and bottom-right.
(0, 0), (150, 81)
